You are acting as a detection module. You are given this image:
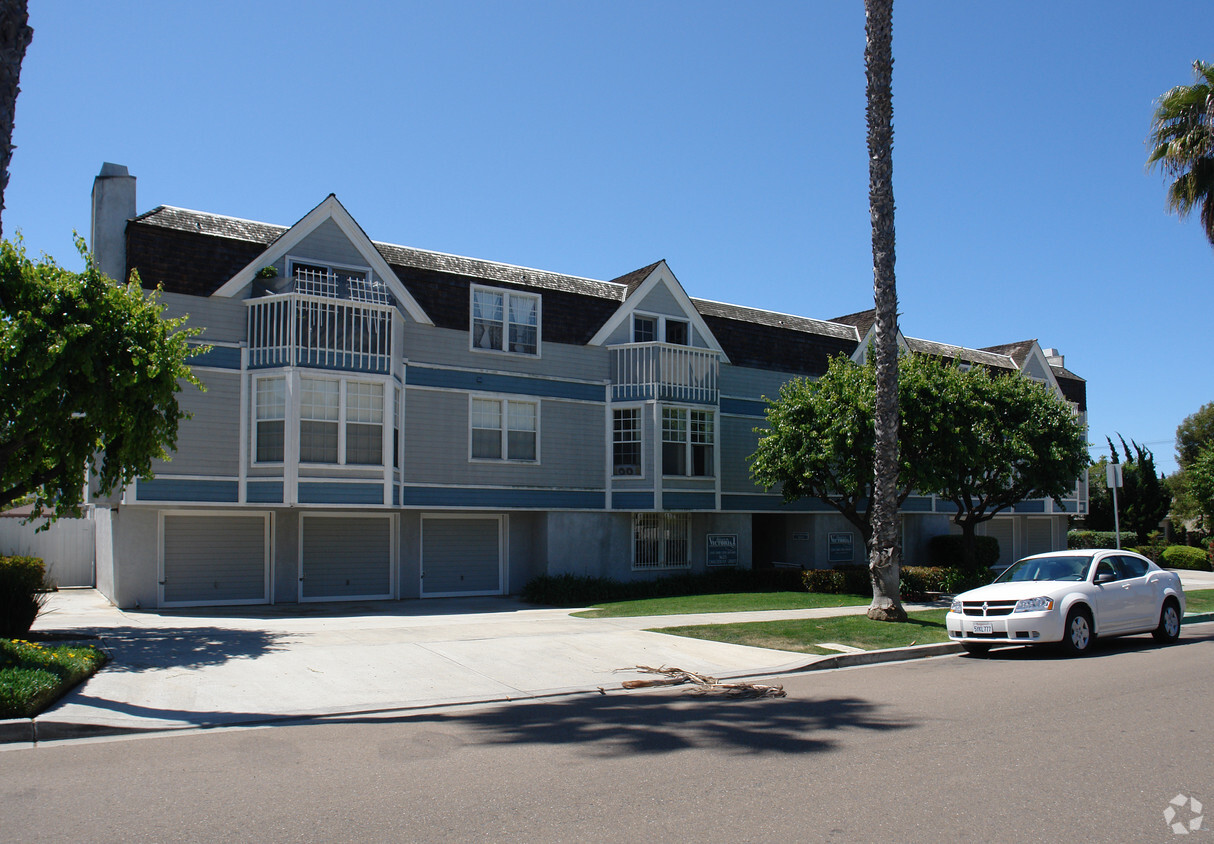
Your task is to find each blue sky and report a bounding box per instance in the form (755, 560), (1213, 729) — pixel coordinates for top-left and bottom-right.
(7, 1), (1212, 474)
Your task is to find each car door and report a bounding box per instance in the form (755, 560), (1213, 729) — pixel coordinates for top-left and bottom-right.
(1111, 555), (1157, 630)
(1090, 555), (1132, 633)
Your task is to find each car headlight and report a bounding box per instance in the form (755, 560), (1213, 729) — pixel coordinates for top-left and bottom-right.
(950, 599), (963, 614)
(1013, 596), (1054, 613)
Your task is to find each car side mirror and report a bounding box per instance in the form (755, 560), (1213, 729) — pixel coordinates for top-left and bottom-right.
(1095, 571), (1116, 585)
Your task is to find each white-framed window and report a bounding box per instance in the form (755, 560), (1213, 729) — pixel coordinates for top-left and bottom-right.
(633, 512), (690, 570)
(664, 318), (688, 345)
(613, 408), (642, 476)
(662, 407), (713, 476)
(297, 377), (385, 465)
(471, 285), (540, 356)
(631, 312), (689, 345)
(470, 397), (538, 462)
(288, 257), (384, 302)
(393, 386), (402, 470)
(633, 315), (657, 343)
(254, 376), (286, 463)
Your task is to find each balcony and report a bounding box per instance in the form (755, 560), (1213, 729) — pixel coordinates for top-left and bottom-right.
(611, 342), (719, 404)
(247, 293), (394, 374)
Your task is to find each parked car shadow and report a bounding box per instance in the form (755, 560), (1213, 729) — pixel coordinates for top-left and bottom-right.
(965, 626), (1214, 661)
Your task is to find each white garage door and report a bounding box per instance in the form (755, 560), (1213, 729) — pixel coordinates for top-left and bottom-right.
(984, 519), (1015, 565)
(161, 513), (269, 607)
(421, 516), (503, 597)
(300, 515), (393, 601)
(1021, 518), (1056, 558)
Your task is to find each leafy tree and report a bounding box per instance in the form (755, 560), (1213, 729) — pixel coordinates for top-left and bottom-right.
(1, 238), (202, 523)
(1084, 455), (1116, 531)
(907, 365), (1089, 569)
(863, 0), (904, 622)
(0, 0), (32, 238)
(1188, 442), (1214, 524)
(1175, 400), (1214, 469)
(1105, 436), (1171, 543)
(1147, 60), (1214, 248)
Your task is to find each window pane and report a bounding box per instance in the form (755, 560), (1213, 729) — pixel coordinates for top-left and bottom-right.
(507, 294), (538, 354)
(634, 316), (656, 343)
(472, 428), (502, 459)
(691, 444), (713, 476)
(508, 324), (537, 355)
(346, 422), (383, 465)
(507, 401), (536, 432)
(507, 430), (536, 461)
(301, 378), (339, 421)
(613, 409), (641, 474)
(472, 290), (504, 350)
(472, 398), (501, 429)
(256, 378), (285, 420)
(665, 320), (688, 345)
(300, 420), (338, 463)
(346, 382), (383, 423)
(256, 420), (284, 463)
(663, 441), (686, 476)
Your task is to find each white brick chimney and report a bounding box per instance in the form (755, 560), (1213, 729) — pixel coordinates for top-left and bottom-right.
(90, 163), (136, 283)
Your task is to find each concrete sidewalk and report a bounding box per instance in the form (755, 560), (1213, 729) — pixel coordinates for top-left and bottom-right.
(6, 571), (1212, 745)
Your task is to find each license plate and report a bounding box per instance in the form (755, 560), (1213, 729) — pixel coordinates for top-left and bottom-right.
(972, 622), (993, 634)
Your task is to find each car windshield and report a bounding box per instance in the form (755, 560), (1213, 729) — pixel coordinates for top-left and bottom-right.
(993, 555), (1093, 583)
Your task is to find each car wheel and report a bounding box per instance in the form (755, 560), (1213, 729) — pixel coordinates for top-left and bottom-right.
(1152, 599), (1181, 644)
(962, 643), (990, 657)
(1060, 607), (1094, 656)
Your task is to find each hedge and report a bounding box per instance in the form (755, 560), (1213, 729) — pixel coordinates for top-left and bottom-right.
(804, 564), (994, 600)
(0, 555), (49, 639)
(1068, 530), (1137, 549)
(1159, 545), (1212, 572)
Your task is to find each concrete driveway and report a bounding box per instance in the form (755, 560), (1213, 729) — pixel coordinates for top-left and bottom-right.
(21, 589), (878, 739)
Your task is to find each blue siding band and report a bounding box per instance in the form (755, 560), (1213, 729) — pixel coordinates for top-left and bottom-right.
(663, 492), (716, 510)
(189, 345), (242, 369)
(137, 479), (238, 503)
(297, 482), (385, 505)
(611, 492), (654, 510)
(406, 366), (606, 402)
(246, 481), (284, 504)
(901, 496), (935, 512)
(400, 486), (604, 509)
(721, 494), (842, 512)
(1013, 500), (1046, 513)
(720, 397), (768, 417)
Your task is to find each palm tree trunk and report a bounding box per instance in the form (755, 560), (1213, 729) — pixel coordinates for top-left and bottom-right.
(0, 0), (33, 240)
(865, 0), (906, 622)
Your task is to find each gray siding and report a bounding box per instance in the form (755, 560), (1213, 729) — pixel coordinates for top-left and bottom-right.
(720, 365), (795, 400)
(405, 389), (604, 488)
(635, 284), (684, 319)
(162, 514), (266, 604)
(156, 370), (241, 476)
(290, 219), (375, 277)
(161, 292), (248, 344)
(422, 517), (501, 594)
(402, 324), (609, 383)
(720, 415), (764, 493)
(301, 515), (392, 599)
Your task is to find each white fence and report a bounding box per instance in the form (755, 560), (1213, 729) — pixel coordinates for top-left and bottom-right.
(0, 513), (95, 587)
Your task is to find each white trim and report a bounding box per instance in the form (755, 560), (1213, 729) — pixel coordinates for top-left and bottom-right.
(467, 393), (541, 464)
(238, 347), (249, 503)
(659, 405), (716, 479)
(587, 261), (730, 363)
(214, 195), (433, 325)
(610, 404), (645, 480)
(468, 283), (543, 358)
(419, 513), (507, 598)
(157, 509), (272, 608)
(298, 512), (397, 602)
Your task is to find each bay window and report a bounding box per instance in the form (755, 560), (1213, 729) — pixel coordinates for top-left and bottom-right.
(662, 407), (714, 476)
(255, 377), (286, 463)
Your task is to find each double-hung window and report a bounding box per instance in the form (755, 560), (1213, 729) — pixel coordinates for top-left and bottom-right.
(662, 407), (714, 476)
(471, 285), (540, 355)
(471, 397), (538, 461)
(613, 408), (641, 475)
(297, 377), (385, 465)
(255, 377), (286, 463)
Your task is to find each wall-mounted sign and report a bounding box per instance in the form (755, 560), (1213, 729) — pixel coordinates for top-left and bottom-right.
(828, 532), (854, 563)
(706, 533), (738, 567)
(792, 532), (810, 542)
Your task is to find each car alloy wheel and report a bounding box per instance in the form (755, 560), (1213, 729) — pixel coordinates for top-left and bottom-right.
(1061, 607), (1093, 656)
(1153, 600), (1181, 644)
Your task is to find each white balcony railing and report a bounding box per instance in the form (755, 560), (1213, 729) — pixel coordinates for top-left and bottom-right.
(611, 342), (719, 403)
(247, 293), (394, 373)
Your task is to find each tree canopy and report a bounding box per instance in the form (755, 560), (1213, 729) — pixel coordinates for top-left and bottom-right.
(1, 238), (201, 523)
(1187, 442), (1214, 525)
(1176, 400), (1214, 469)
(751, 354), (1088, 569)
(1147, 59), (1214, 248)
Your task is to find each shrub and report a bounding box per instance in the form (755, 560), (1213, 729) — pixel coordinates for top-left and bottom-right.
(1068, 530), (1137, 549)
(900, 565), (996, 599)
(520, 568), (805, 607)
(0, 556), (49, 639)
(1160, 545), (1213, 572)
(926, 535), (1000, 569)
(802, 565), (870, 595)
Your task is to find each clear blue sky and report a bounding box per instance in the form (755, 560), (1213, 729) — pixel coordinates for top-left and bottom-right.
(7, 1), (1212, 474)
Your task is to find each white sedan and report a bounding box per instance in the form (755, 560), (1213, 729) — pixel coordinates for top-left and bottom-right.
(946, 549), (1185, 656)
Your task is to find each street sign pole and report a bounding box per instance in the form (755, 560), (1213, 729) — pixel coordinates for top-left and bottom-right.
(1106, 463), (1123, 549)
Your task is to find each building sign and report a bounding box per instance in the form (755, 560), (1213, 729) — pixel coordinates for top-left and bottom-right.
(706, 533), (738, 567)
(828, 532), (854, 563)
(792, 532), (810, 542)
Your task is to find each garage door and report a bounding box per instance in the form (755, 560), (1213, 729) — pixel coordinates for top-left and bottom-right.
(300, 515), (393, 601)
(421, 516), (503, 597)
(1021, 518), (1056, 558)
(161, 513), (268, 607)
(984, 519), (1014, 565)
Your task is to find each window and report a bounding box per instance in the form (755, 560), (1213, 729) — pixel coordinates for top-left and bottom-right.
(300, 378), (339, 463)
(633, 512), (690, 569)
(662, 407), (713, 476)
(471, 286), (540, 355)
(297, 378), (385, 465)
(613, 408), (641, 475)
(345, 381), (383, 465)
(633, 315), (657, 343)
(393, 387), (402, 470)
(665, 319), (689, 345)
(471, 397), (538, 461)
(255, 377), (285, 463)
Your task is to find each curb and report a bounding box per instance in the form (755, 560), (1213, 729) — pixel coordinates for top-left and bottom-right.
(0, 718), (33, 744)
(1183, 612), (1214, 624)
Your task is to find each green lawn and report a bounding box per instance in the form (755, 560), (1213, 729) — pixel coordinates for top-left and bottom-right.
(0, 638), (108, 719)
(1186, 588), (1214, 613)
(571, 591), (869, 619)
(656, 609), (951, 655)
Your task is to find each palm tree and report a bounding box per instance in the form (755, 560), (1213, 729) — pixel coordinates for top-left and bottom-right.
(864, 0), (906, 622)
(1148, 60), (1214, 248)
(0, 0), (32, 239)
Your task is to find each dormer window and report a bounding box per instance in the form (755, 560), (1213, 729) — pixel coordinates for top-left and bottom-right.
(288, 258), (387, 303)
(471, 285), (540, 356)
(664, 319), (688, 345)
(631, 313), (689, 345)
(633, 315), (657, 343)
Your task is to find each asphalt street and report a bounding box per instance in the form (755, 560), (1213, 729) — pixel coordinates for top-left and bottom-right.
(3, 621), (1212, 843)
